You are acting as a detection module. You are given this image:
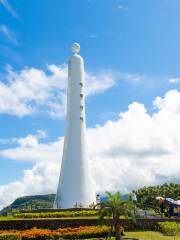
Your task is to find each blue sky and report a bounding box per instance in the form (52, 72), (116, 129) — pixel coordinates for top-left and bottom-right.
(0, 0), (180, 208)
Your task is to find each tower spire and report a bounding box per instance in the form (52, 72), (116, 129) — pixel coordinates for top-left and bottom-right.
(54, 43), (96, 208)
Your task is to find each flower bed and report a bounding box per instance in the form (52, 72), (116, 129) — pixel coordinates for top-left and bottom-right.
(0, 225), (110, 239)
(14, 210), (98, 219)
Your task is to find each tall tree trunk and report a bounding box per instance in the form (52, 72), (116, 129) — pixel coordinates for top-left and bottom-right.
(115, 218), (121, 240)
(106, 222), (113, 240)
(115, 230), (121, 240)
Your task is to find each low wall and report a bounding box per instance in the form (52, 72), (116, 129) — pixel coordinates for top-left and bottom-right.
(0, 218), (179, 231)
(0, 219), (103, 230)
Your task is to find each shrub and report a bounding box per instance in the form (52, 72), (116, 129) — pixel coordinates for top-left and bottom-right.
(0, 233), (20, 240)
(14, 210), (98, 219)
(158, 222), (180, 236)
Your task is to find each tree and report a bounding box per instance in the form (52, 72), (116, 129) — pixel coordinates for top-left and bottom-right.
(99, 191), (135, 240)
(136, 183), (180, 211)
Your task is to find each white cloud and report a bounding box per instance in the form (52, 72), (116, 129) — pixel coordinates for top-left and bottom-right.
(169, 78), (180, 84)
(153, 90), (180, 114)
(0, 132), (61, 164)
(0, 89), (180, 209)
(85, 70), (116, 95)
(0, 0), (19, 19)
(0, 24), (18, 45)
(0, 130), (47, 145)
(0, 163), (59, 209)
(0, 63), (150, 119)
(0, 65), (117, 118)
(117, 5), (129, 11)
(0, 133), (62, 208)
(118, 72), (146, 84)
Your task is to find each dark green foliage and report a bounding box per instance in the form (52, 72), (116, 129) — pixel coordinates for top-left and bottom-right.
(136, 183), (180, 209)
(0, 236), (20, 240)
(99, 192), (134, 240)
(158, 222), (180, 236)
(100, 192), (134, 220)
(0, 194), (55, 215)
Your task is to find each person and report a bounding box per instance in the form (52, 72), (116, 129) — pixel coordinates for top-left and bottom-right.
(96, 194), (100, 204)
(159, 199), (165, 218)
(177, 206), (180, 218)
(168, 203), (174, 218)
(131, 190), (137, 202)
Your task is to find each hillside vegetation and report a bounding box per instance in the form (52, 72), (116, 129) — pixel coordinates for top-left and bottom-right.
(0, 194), (55, 215)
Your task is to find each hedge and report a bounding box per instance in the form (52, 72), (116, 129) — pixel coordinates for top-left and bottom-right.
(0, 218), (179, 231)
(14, 210), (98, 219)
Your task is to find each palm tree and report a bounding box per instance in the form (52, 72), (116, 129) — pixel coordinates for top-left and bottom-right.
(99, 191), (135, 240)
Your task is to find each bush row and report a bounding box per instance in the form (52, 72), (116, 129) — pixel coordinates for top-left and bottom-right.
(14, 210), (98, 219)
(158, 222), (180, 236)
(0, 225), (110, 240)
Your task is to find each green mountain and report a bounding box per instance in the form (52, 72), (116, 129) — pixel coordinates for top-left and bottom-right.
(0, 194), (55, 215)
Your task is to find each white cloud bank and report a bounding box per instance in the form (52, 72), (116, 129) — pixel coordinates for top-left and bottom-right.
(0, 65), (116, 118)
(0, 89), (180, 209)
(0, 63), (154, 119)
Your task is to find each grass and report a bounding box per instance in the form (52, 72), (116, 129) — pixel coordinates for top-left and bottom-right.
(0, 216), (15, 220)
(123, 231), (180, 240)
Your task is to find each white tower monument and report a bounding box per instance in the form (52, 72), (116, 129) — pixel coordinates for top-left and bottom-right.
(54, 43), (96, 208)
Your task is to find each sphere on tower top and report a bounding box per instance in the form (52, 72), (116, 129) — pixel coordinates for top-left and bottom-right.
(71, 42), (80, 54)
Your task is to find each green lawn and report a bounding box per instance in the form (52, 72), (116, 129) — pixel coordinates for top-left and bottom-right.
(0, 216), (15, 220)
(123, 231), (180, 240)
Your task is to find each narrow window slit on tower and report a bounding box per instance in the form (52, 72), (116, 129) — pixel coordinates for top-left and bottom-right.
(79, 82), (83, 86)
(80, 94), (83, 98)
(80, 117), (84, 121)
(80, 105), (83, 110)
